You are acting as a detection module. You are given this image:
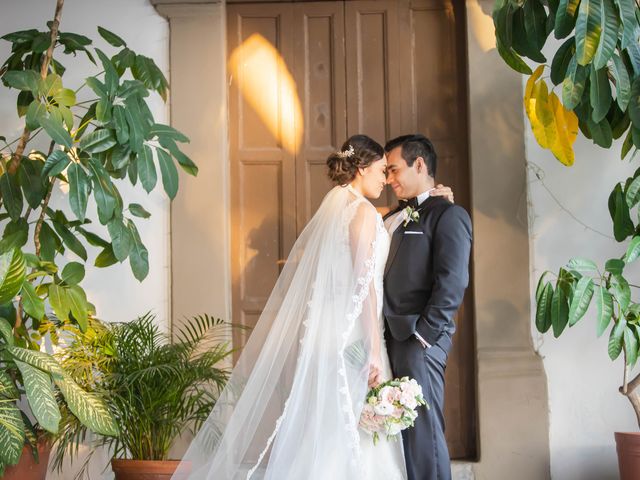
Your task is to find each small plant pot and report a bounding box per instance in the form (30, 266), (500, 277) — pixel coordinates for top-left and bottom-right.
(615, 432), (640, 480)
(111, 459), (190, 480)
(2, 440), (52, 480)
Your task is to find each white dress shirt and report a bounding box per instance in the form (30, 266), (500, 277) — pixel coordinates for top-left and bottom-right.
(384, 188), (434, 349)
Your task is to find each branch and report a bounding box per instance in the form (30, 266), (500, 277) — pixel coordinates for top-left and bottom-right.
(8, 0), (65, 175)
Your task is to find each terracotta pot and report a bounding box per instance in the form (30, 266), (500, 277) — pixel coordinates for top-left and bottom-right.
(615, 432), (640, 480)
(2, 440), (51, 480)
(111, 459), (190, 480)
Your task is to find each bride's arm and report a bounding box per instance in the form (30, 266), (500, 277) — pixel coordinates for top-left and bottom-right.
(349, 201), (383, 387)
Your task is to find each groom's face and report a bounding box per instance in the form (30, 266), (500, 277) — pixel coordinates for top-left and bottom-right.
(385, 146), (421, 200)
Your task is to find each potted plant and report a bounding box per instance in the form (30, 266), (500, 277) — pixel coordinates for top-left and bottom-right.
(52, 313), (237, 480)
(0, 0), (197, 476)
(493, 0), (640, 476)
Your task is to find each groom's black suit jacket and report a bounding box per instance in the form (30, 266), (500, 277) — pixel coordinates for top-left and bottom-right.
(383, 195), (472, 351)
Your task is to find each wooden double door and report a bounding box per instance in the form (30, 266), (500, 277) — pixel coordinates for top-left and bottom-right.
(228, 0), (476, 459)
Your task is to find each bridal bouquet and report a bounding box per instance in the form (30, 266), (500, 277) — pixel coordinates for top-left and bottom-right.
(359, 377), (427, 444)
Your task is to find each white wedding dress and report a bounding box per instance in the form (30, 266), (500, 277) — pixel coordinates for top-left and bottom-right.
(173, 185), (406, 479)
(359, 198), (407, 480)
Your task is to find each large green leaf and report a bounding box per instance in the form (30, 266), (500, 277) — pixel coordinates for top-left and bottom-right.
(157, 147), (178, 199)
(626, 236), (640, 263)
(609, 317), (626, 359)
(127, 221), (149, 281)
(107, 217), (132, 262)
(629, 77), (640, 129)
(61, 262), (85, 286)
(0, 250), (26, 305)
(132, 54), (168, 101)
(67, 162), (90, 222)
(612, 54), (632, 111)
(14, 360), (60, 434)
(555, 0), (581, 38)
(138, 145), (157, 193)
(149, 123), (189, 143)
(575, 0), (602, 65)
(551, 37), (576, 85)
(3, 70), (42, 94)
(54, 374), (118, 436)
(612, 274), (631, 311)
(512, 8), (547, 62)
(625, 326), (639, 366)
(0, 317), (13, 345)
(595, 286), (613, 336)
(129, 203), (151, 219)
(567, 257), (598, 271)
(79, 129), (117, 154)
(562, 55), (589, 109)
(609, 183), (635, 241)
(589, 67), (612, 122)
(95, 48), (119, 99)
(18, 159), (46, 209)
(159, 138), (198, 176)
(605, 258), (625, 274)
(39, 112), (73, 148)
(587, 116), (613, 147)
(123, 96), (145, 153)
(0, 172), (24, 221)
(51, 221), (87, 261)
(551, 285), (570, 337)
(6, 346), (64, 377)
(0, 403), (25, 466)
(614, 0), (636, 49)
(592, 0), (618, 69)
(568, 276), (594, 325)
(21, 281), (44, 321)
(97, 26), (126, 48)
(524, 0), (548, 50)
(38, 221), (62, 262)
(112, 105), (129, 144)
(67, 286), (88, 332)
(25, 100), (46, 130)
(88, 158), (117, 224)
(42, 150), (70, 177)
(48, 284), (70, 321)
(495, 37), (534, 75)
(536, 282), (554, 332)
(95, 245), (118, 268)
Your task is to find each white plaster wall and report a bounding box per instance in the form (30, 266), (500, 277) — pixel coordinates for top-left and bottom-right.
(527, 45), (640, 479)
(0, 1), (169, 478)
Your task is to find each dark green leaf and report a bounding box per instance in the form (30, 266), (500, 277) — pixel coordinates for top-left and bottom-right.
(85, 77), (107, 98)
(67, 162), (90, 222)
(614, 0), (636, 49)
(88, 158), (117, 224)
(3, 70), (41, 94)
(551, 285), (570, 337)
(159, 137), (198, 176)
(129, 203), (151, 219)
(38, 222), (62, 261)
(112, 105), (129, 144)
(555, 0), (580, 38)
(609, 183), (635, 241)
(127, 221), (149, 281)
(568, 276), (594, 326)
(157, 147), (178, 199)
(626, 236), (640, 263)
(42, 150), (70, 177)
(536, 282), (554, 332)
(39, 112), (72, 148)
(79, 129), (116, 154)
(66, 286), (88, 332)
(524, 0), (548, 50)
(94, 245), (117, 268)
(612, 54), (632, 111)
(605, 258), (625, 274)
(95, 49), (119, 99)
(137, 145), (157, 193)
(21, 281), (44, 321)
(0, 173), (23, 221)
(575, 0), (602, 65)
(625, 326), (639, 366)
(609, 317), (625, 359)
(107, 218), (132, 262)
(61, 262), (85, 286)
(48, 284), (70, 321)
(589, 67), (611, 123)
(629, 77), (640, 129)
(77, 227), (109, 248)
(97, 26), (126, 48)
(562, 55), (589, 109)
(17, 159), (46, 209)
(25, 100), (46, 130)
(587, 116), (613, 147)
(51, 221), (87, 261)
(612, 274), (631, 310)
(551, 37), (576, 85)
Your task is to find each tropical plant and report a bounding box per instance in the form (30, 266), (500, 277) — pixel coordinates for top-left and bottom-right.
(0, 0), (197, 473)
(493, 0), (640, 425)
(52, 313), (236, 479)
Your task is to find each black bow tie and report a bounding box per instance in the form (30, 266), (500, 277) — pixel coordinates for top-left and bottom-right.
(399, 197), (418, 209)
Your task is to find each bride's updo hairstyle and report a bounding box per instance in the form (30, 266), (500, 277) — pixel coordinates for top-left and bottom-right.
(326, 135), (384, 185)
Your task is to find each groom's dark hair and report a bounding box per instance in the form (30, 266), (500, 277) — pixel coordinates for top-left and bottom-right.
(385, 134), (437, 178)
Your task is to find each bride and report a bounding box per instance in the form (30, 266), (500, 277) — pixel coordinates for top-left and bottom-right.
(173, 135), (452, 480)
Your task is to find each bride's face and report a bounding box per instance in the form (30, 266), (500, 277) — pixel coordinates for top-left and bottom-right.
(358, 156), (388, 199)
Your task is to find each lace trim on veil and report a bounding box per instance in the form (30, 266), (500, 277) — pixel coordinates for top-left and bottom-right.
(245, 194), (375, 479)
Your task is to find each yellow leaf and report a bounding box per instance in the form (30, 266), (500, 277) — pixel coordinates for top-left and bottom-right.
(524, 65), (545, 117)
(549, 92), (578, 166)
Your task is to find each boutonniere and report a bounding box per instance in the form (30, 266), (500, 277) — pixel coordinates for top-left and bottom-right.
(402, 206), (420, 227)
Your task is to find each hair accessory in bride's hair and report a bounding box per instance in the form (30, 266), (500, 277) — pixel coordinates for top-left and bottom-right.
(336, 145), (355, 159)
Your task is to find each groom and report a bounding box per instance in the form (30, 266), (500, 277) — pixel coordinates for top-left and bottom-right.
(382, 134), (472, 480)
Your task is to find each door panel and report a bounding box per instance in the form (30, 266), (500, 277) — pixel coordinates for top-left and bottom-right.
(228, 4), (297, 349)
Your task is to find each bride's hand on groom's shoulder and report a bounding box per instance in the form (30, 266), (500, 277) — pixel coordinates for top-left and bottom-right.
(431, 184), (454, 203)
